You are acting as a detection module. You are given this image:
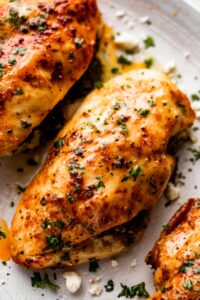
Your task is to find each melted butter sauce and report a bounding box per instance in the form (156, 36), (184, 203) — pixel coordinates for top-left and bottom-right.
(0, 218), (11, 261)
(97, 24), (146, 82)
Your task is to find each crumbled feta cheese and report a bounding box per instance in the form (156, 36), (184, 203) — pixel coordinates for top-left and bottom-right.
(111, 260), (119, 268)
(192, 101), (200, 112)
(114, 33), (139, 50)
(89, 276), (101, 284)
(126, 20), (134, 29)
(115, 10), (125, 18)
(63, 271), (82, 293)
(166, 182), (180, 202)
(88, 284), (103, 296)
(139, 16), (150, 24)
(184, 51), (190, 59)
(163, 61), (176, 74)
(130, 258), (137, 268)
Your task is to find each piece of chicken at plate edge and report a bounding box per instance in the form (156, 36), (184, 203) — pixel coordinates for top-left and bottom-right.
(10, 69), (195, 269)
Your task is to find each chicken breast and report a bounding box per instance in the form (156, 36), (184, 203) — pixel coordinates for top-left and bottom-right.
(146, 199), (200, 300)
(11, 69), (195, 269)
(0, 0), (100, 156)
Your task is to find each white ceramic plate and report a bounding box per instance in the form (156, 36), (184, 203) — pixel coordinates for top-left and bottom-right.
(0, 1), (200, 299)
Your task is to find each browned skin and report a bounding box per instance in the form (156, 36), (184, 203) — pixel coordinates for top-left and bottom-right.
(146, 199), (200, 300)
(0, 0), (99, 156)
(11, 70), (195, 269)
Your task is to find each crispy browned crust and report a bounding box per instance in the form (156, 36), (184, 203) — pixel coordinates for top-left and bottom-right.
(11, 70), (195, 269)
(0, 0), (100, 155)
(147, 199), (200, 300)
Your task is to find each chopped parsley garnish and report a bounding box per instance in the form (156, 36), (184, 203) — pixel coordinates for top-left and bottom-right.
(95, 176), (105, 190)
(0, 62), (4, 77)
(40, 197), (46, 206)
(162, 224), (168, 231)
(74, 37), (84, 49)
(188, 148), (200, 163)
(13, 47), (27, 56)
(66, 191), (75, 203)
(15, 88), (24, 95)
(54, 137), (64, 149)
(117, 55), (131, 65)
(104, 280), (114, 292)
(143, 36), (155, 48)
(46, 234), (63, 250)
(191, 94), (200, 101)
(21, 120), (31, 129)
(179, 261), (194, 273)
(89, 258), (99, 272)
(144, 57), (154, 68)
(113, 102), (121, 110)
(194, 267), (200, 274)
(31, 272), (60, 291)
(94, 81), (104, 89)
(8, 58), (17, 66)
(111, 67), (119, 74)
(182, 279), (193, 290)
(118, 282), (150, 298)
(118, 119), (129, 135)
(139, 109), (150, 117)
(0, 231), (6, 239)
(17, 184), (26, 194)
(130, 165), (141, 181)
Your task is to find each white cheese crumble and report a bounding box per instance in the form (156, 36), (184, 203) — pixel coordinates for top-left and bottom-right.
(163, 61), (176, 74)
(130, 258), (137, 268)
(184, 51), (190, 59)
(114, 33), (139, 50)
(126, 20), (134, 29)
(166, 182), (180, 202)
(111, 260), (119, 268)
(88, 284), (103, 296)
(139, 15), (150, 24)
(63, 271), (82, 293)
(115, 10), (125, 18)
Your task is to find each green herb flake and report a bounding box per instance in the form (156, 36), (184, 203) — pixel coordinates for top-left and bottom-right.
(104, 279), (114, 292)
(17, 185), (26, 194)
(31, 272), (60, 291)
(111, 67), (119, 74)
(162, 224), (168, 231)
(118, 282), (150, 298)
(54, 137), (64, 149)
(21, 120), (31, 129)
(182, 279), (193, 290)
(94, 81), (104, 89)
(179, 261), (194, 273)
(40, 197), (46, 206)
(0, 231), (6, 239)
(144, 57), (154, 68)
(13, 47), (27, 56)
(117, 55), (131, 65)
(15, 88), (24, 95)
(139, 109), (150, 117)
(191, 94), (200, 101)
(143, 36), (155, 48)
(89, 258), (99, 272)
(46, 234), (63, 250)
(74, 37), (84, 49)
(113, 102), (121, 111)
(96, 176), (105, 190)
(117, 119), (129, 135)
(8, 58), (17, 66)
(129, 165), (141, 181)
(66, 192), (75, 203)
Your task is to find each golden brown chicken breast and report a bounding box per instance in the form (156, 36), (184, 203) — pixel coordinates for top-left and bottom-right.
(146, 199), (200, 300)
(0, 0), (100, 156)
(11, 69), (195, 269)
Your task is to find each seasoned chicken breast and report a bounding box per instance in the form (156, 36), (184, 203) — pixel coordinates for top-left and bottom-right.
(146, 199), (200, 300)
(0, 0), (100, 156)
(11, 69), (195, 269)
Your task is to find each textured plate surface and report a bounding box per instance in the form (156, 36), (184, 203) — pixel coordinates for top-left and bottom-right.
(0, 0), (200, 299)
